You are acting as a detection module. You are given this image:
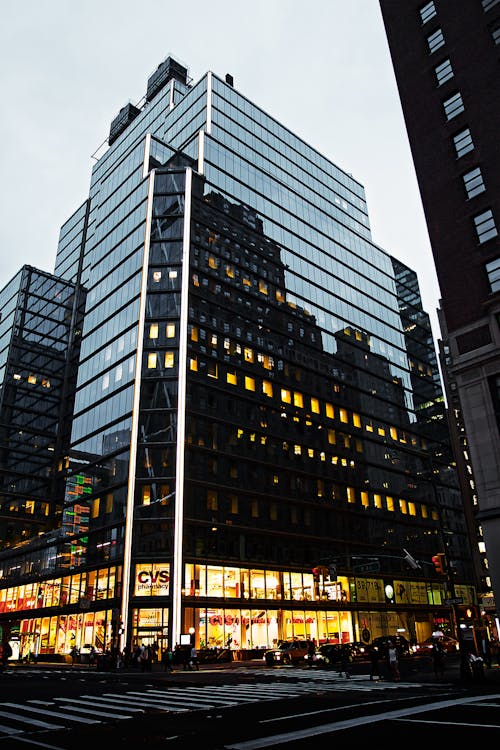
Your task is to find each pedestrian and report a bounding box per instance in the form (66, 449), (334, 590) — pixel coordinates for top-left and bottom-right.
(139, 643), (152, 672)
(431, 639), (445, 679)
(190, 645), (199, 670)
(161, 647), (174, 672)
(89, 646), (97, 667)
(70, 645), (79, 666)
(306, 639), (316, 668)
(369, 644), (382, 680)
(386, 640), (400, 681)
(338, 646), (351, 678)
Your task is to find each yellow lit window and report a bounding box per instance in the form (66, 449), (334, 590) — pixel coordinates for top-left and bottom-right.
(276, 289), (285, 303)
(42, 378), (51, 388)
(243, 277), (251, 286)
(408, 502), (416, 516)
(399, 499), (408, 514)
(207, 490), (218, 510)
(281, 388), (291, 403)
(237, 428), (244, 438)
(308, 448), (314, 458)
(149, 323), (159, 339)
(421, 505), (428, 518)
(258, 280), (268, 295)
(353, 413), (361, 428)
(164, 352), (175, 368)
(262, 354), (273, 370)
(390, 427), (398, 440)
(339, 408), (348, 423)
(28, 375), (37, 384)
(190, 357), (198, 371)
(152, 271), (162, 283)
(311, 397), (320, 413)
(374, 494), (383, 509)
(328, 429), (336, 444)
(166, 323), (175, 338)
(262, 380), (273, 397)
(245, 376), (255, 391)
(226, 265), (235, 278)
(142, 486), (151, 504)
(431, 509), (439, 521)
(320, 451), (326, 461)
(91, 498), (100, 518)
(326, 403), (334, 419)
(378, 427), (385, 436)
(366, 423), (374, 432)
(244, 347), (254, 362)
(191, 326), (199, 342)
(147, 353), (157, 369)
(317, 479), (324, 497)
(208, 255), (218, 269)
(293, 391), (303, 408)
(273, 474), (279, 484)
(386, 496), (395, 512)
(106, 494), (113, 513)
(227, 371), (237, 385)
(294, 444), (301, 455)
(347, 487), (356, 503)
(361, 491), (369, 508)
(193, 274), (200, 286)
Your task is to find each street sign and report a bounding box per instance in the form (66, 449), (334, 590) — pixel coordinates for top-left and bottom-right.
(354, 561), (380, 574)
(444, 597), (463, 605)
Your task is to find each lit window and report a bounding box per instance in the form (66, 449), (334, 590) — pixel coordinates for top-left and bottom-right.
(386, 496), (395, 512)
(281, 388), (291, 403)
(453, 127), (474, 158)
(294, 444), (301, 455)
(353, 413), (361, 428)
(399, 499), (408, 514)
(226, 265), (235, 278)
(427, 28), (445, 54)
(408, 502), (416, 516)
(347, 487), (356, 504)
(325, 403), (334, 419)
(443, 91), (464, 120)
(164, 352), (175, 368)
(419, 1), (436, 24)
(485, 257), (500, 292)
(244, 347), (254, 362)
(149, 323), (159, 339)
(276, 289), (285, 303)
(262, 380), (273, 397)
(42, 378), (51, 388)
(339, 408), (348, 423)
(28, 375), (36, 384)
(434, 58), (453, 86)
(258, 280), (268, 295)
(191, 326), (199, 342)
(361, 491), (369, 508)
(463, 167), (486, 199)
(474, 209), (498, 244)
(374, 494), (383, 509)
(227, 371), (237, 385)
(166, 323), (175, 338)
(390, 426), (398, 440)
(190, 357), (198, 371)
(208, 255), (218, 269)
(169, 270), (177, 279)
(207, 362), (218, 379)
(378, 427), (385, 436)
(152, 271), (162, 283)
(311, 397), (320, 413)
(245, 376), (255, 391)
(327, 429), (336, 444)
(293, 392), (303, 408)
(147, 353), (157, 369)
(421, 505), (428, 518)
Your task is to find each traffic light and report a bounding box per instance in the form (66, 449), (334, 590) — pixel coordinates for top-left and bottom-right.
(432, 553), (447, 574)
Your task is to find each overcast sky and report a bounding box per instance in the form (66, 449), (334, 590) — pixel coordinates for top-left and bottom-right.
(0, 0), (442, 341)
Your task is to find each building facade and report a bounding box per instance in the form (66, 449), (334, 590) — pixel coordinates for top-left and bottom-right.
(380, 0), (500, 629)
(0, 57), (478, 660)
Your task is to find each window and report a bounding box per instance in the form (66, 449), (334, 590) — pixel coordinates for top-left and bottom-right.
(474, 210), (498, 244)
(485, 258), (500, 292)
(443, 92), (464, 121)
(164, 352), (175, 368)
(482, 0), (500, 11)
(453, 128), (474, 158)
(491, 19), (500, 45)
(147, 352), (157, 369)
(434, 58), (453, 86)
(420, 1), (436, 24)
(427, 28), (445, 54)
(463, 167), (486, 199)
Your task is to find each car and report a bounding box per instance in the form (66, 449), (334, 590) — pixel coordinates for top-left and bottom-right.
(349, 641), (370, 659)
(305, 643), (355, 668)
(416, 635), (460, 654)
(264, 640), (310, 665)
(371, 635), (411, 657)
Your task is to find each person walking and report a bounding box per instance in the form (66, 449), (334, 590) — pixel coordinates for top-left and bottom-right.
(338, 646), (351, 678)
(431, 639), (446, 679)
(369, 644), (382, 680)
(190, 645), (199, 670)
(161, 646), (175, 672)
(386, 640), (400, 681)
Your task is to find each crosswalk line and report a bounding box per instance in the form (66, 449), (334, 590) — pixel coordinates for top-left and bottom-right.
(0, 702), (99, 724)
(54, 696), (144, 714)
(0, 707), (64, 730)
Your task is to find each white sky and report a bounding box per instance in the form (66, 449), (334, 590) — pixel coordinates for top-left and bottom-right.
(0, 0), (442, 341)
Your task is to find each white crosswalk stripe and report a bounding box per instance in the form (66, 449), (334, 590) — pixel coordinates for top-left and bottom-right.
(0, 672), (428, 738)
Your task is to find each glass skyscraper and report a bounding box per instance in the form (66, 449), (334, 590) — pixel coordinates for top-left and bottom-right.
(0, 57), (476, 660)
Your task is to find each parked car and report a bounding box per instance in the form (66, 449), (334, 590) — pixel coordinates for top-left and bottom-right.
(305, 643), (354, 668)
(349, 641), (370, 659)
(371, 635), (411, 657)
(264, 640), (310, 666)
(416, 635), (460, 654)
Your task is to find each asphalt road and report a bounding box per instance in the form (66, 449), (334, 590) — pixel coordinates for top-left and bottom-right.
(0, 654), (499, 748)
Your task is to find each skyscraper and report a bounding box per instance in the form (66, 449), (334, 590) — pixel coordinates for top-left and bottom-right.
(0, 56), (477, 659)
(380, 0), (500, 627)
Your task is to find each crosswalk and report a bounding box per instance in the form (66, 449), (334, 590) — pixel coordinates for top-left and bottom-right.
(0, 671), (430, 738)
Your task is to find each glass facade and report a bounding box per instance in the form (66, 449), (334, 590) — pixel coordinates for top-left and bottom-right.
(0, 58), (476, 661)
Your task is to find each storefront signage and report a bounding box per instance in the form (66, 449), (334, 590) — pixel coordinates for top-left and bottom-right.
(134, 564), (170, 596)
